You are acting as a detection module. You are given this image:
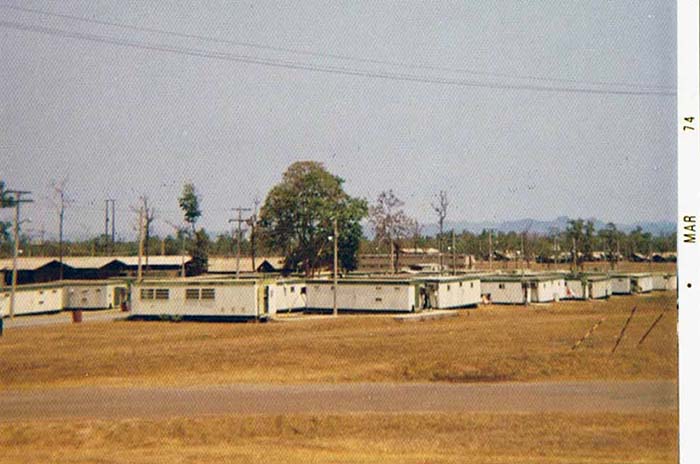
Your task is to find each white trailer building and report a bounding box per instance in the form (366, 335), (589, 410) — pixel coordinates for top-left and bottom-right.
(130, 279), (271, 321)
(417, 275), (481, 309)
(481, 273), (566, 304)
(564, 274), (612, 300)
(63, 280), (129, 310)
(610, 273), (654, 294)
(651, 273), (677, 291)
(0, 283), (64, 317)
(305, 278), (421, 313)
(267, 279), (307, 313)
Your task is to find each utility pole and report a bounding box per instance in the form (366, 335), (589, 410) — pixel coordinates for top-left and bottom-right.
(137, 205), (145, 282)
(333, 217), (338, 317)
(249, 197), (260, 272)
(451, 230), (456, 275)
(488, 230), (493, 271)
(105, 198), (116, 256)
(104, 199), (110, 253)
(56, 186), (66, 280)
(8, 190), (33, 319)
(520, 232), (525, 276)
(230, 207), (251, 279)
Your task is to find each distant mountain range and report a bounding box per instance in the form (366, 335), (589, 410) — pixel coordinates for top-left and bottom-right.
(414, 216), (676, 237)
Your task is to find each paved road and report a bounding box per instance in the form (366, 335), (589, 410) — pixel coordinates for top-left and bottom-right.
(0, 380), (676, 421)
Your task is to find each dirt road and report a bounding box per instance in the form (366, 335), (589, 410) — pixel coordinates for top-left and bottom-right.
(0, 380), (675, 421)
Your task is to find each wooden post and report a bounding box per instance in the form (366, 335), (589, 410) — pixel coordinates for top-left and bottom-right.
(333, 217), (338, 317)
(638, 312), (665, 346)
(137, 205), (144, 283)
(571, 317), (605, 350)
(612, 306), (637, 353)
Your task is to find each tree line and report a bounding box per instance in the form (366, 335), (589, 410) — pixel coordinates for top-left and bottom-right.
(1, 165), (676, 275)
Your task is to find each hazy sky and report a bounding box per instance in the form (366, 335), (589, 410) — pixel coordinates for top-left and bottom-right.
(0, 1), (676, 240)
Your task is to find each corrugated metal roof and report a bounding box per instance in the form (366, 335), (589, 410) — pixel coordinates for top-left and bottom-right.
(62, 257), (121, 268)
(116, 256), (191, 266)
(0, 257), (62, 271)
(208, 256), (285, 273)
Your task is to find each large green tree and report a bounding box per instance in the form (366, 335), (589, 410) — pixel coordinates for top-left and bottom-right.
(177, 183), (207, 274)
(258, 161), (368, 275)
(178, 183), (202, 235)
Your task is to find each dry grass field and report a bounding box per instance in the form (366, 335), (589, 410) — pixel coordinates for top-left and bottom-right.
(0, 292), (676, 389)
(0, 412), (677, 464)
(0, 291), (678, 463)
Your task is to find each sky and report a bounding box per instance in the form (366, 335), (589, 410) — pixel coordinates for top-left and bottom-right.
(0, 1), (676, 240)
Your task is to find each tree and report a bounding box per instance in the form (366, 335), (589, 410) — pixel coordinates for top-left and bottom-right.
(258, 161), (368, 275)
(599, 222), (620, 270)
(189, 229), (209, 275)
(178, 183), (202, 235)
(0, 181), (14, 248)
(582, 220), (595, 262)
(565, 219), (584, 272)
(431, 191), (449, 272)
(177, 183), (206, 275)
(368, 190), (414, 273)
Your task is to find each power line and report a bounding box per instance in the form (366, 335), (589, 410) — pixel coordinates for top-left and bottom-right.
(0, 2), (674, 91)
(0, 19), (675, 97)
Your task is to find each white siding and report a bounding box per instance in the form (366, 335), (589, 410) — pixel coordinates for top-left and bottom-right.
(0, 286), (64, 316)
(589, 279), (612, 299)
(564, 279), (587, 299)
(651, 274), (667, 290)
(130, 283), (260, 318)
(306, 282), (416, 312)
(611, 277), (632, 294)
(481, 281), (527, 304)
(533, 279), (565, 302)
(268, 282), (307, 313)
(435, 279), (481, 308)
(633, 276), (654, 293)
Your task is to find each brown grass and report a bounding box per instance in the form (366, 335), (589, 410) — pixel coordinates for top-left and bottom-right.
(0, 412), (677, 463)
(0, 293), (676, 389)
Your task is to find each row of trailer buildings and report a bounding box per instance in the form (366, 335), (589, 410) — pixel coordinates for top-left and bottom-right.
(126, 270), (675, 321)
(0, 255), (676, 320)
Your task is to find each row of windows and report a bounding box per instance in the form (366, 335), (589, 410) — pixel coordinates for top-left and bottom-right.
(140, 288), (170, 300)
(140, 288), (216, 301)
(186, 288), (216, 300)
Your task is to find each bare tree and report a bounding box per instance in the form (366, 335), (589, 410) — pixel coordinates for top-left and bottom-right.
(410, 218), (423, 252)
(49, 179), (71, 279)
(368, 190), (413, 273)
(431, 190), (449, 272)
(142, 196), (156, 269)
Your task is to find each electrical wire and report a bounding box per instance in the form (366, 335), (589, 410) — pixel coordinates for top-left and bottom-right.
(0, 19), (675, 97)
(0, 2), (674, 91)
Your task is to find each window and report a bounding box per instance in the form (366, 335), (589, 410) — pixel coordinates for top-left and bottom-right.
(375, 286), (382, 290)
(301, 287), (307, 294)
(446, 285), (451, 291)
(394, 286), (401, 291)
(459, 282), (463, 287)
(470, 282), (474, 288)
(155, 289), (170, 300)
(290, 286), (295, 293)
(140, 288), (154, 300)
(375, 297), (383, 302)
(201, 288), (216, 300)
(498, 283), (505, 289)
(185, 288), (200, 300)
